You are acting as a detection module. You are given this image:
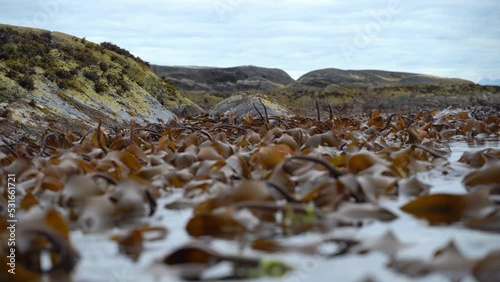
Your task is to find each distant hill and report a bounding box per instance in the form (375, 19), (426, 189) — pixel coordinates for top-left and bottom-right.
(277, 69), (500, 115)
(153, 65), (493, 112)
(289, 68), (473, 90)
(151, 65), (295, 109)
(479, 78), (500, 86)
(0, 24), (202, 137)
(152, 65), (295, 92)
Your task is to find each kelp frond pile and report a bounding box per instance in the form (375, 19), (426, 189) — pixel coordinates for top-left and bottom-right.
(1, 108), (500, 281)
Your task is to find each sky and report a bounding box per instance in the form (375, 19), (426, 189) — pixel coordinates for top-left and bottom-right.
(1, 0), (499, 82)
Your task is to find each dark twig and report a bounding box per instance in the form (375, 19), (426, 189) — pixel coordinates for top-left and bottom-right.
(133, 127), (163, 135)
(471, 108), (479, 120)
(340, 117), (355, 127)
(97, 120), (108, 154)
(233, 201), (322, 218)
(267, 182), (300, 203)
(79, 128), (94, 145)
(0, 143), (18, 157)
(380, 113), (399, 132)
(316, 101), (321, 121)
(299, 117), (316, 123)
(268, 117), (292, 129)
(145, 189), (157, 216)
(312, 121), (332, 131)
(211, 124), (249, 133)
(79, 154), (92, 162)
(410, 144), (447, 159)
(323, 237), (359, 258)
(20, 228), (80, 273)
(164, 243), (261, 267)
(91, 172), (117, 185)
(24, 145), (38, 156)
(285, 155), (343, 178)
(259, 98), (270, 126)
(401, 116), (414, 128)
(179, 125), (202, 131)
(197, 129), (213, 142)
(339, 142), (349, 151)
(70, 131), (83, 139)
(251, 101), (266, 127)
(39, 133), (55, 156)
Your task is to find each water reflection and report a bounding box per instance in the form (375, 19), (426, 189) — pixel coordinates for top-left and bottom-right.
(465, 137), (500, 148)
(449, 138), (500, 163)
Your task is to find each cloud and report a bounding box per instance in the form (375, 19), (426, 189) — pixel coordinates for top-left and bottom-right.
(1, 0), (498, 81)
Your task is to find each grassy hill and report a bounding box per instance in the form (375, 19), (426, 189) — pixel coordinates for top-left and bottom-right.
(0, 24), (202, 137)
(274, 69), (500, 115)
(290, 68), (472, 89)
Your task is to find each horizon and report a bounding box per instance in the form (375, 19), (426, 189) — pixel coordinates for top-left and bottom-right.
(1, 0), (499, 82)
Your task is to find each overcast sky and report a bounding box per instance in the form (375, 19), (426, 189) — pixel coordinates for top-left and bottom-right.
(1, 0), (499, 82)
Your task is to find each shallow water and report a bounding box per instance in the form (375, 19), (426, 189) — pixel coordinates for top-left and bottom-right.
(71, 141), (500, 282)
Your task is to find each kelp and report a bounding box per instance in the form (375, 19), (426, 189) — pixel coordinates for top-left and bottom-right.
(1, 107), (500, 281)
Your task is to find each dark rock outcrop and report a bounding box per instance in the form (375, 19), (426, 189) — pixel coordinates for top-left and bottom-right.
(209, 94), (292, 118)
(152, 65), (295, 93)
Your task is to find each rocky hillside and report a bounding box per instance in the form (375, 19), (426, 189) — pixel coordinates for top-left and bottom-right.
(151, 65), (295, 109)
(289, 68), (473, 90)
(0, 24), (202, 137)
(152, 65), (499, 113)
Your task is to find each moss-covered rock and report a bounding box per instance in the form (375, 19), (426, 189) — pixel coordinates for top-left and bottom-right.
(0, 24), (203, 136)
